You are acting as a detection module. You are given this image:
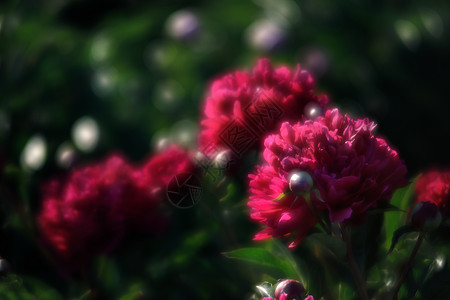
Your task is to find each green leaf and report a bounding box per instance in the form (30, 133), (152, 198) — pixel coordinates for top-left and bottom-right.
(388, 225), (416, 254)
(309, 232), (346, 261)
(223, 246), (298, 279)
(368, 202), (403, 215)
(95, 256), (120, 293)
(271, 239), (303, 281)
(336, 281), (356, 300)
(255, 282), (274, 298)
(384, 179), (417, 251)
(300, 233), (350, 295)
(219, 183), (238, 202)
(0, 274), (62, 300)
(172, 230), (209, 266)
(22, 276), (63, 300)
(119, 291), (144, 300)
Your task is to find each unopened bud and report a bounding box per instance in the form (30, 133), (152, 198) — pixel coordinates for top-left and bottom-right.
(289, 172), (313, 195)
(412, 201), (442, 232)
(274, 279), (306, 300)
(304, 102), (323, 120)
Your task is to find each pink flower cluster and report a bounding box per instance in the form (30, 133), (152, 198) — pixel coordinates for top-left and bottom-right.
(198, 58), (328, 159)
(415, 170), (450, 217)
(249, 109), (407, 246)
(38, 146), (194, 269)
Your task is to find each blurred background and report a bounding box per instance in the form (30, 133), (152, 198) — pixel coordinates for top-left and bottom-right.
(1, 0), (450, 299)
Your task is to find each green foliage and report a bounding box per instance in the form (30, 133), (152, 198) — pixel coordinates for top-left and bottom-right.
(384, 180), (417, 252)
(224, 241), (300, 280)
(388, 225), (416, 254)
(0, 274), (63, 300)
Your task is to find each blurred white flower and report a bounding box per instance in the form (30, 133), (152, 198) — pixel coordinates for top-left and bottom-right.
(246, 19), (285, 51)
(72, 116), (99, 152)
(166, 10), (200, 41)
(21, 135), (47, 171)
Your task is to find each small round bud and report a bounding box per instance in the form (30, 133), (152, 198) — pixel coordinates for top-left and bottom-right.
(214, 150), (231, 169)
(304, 102), (323, 120)
(274, 279), (306, 300)
(289, 172), (313, 195)
(0, 259), (11, 277)
(412, 201), (442, 232)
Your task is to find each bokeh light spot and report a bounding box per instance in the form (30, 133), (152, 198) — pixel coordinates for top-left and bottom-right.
(91, 67), (117, 98)
(165, 9), (200, 41)
(55, 142), (77, 169)
(72, 116), (100, 152)
(304, 102), (323, 120)
(245, 19), (285, 51)
(421, 9), (443, 38)
(150, 129), (173, 152)
(90, 34), (111, 64)
(170, 119), (197, 147)
(21, 134), (47, 171)
(395, 20), (420, 51)
(153, 80), (183, 112)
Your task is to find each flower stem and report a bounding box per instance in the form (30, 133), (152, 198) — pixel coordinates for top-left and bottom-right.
(301, 194), (331, 235)
(391, 233), (425, 300)
(339, 224), (369, 300)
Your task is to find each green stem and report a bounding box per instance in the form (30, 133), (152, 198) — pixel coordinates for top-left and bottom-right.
(391, 233), (425, 300)
(303, 194), (331, 235)
(340, 224), (369, 300)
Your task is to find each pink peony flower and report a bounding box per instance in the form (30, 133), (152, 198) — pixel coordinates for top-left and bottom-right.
(141, 145), (197, 186)
(124, 145), (197, 231)
(249, 109), (407, 247)
(414, 170), (450, 217)
(38, 145), (195, 269)
(38, 155), (132, 268)
(198, 58), (328, 163)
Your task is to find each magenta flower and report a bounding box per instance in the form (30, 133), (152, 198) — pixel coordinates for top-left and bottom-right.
(414, 170), (450, 217)
(38, 145), (195, 269)
(249, 109), (407, 247)
(141, 145), (197, 187)
(124, 145), (197, 231)
(38, 155), (132, 268)
(198, 58), (328, 161)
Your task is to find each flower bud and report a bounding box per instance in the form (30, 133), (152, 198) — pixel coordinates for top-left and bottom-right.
(411, 201), (442, 232)
(304, 102), (323, 120)
(289, 172), (313, 195)
(274, 279), (306, 300)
